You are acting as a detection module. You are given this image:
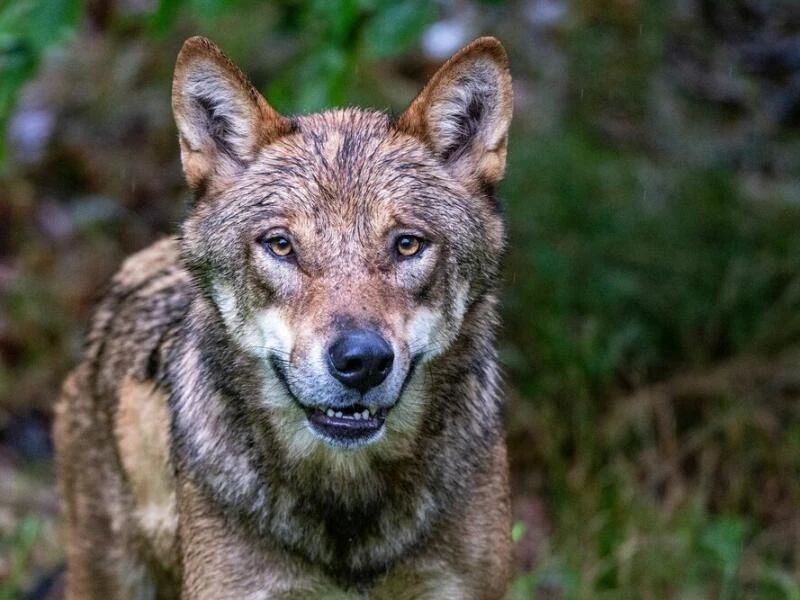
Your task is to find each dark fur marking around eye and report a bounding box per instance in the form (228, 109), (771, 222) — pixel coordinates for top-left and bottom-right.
(414, 277), (434, 302)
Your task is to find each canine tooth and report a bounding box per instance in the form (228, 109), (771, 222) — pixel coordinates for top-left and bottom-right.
(353, 412), (361, 420)
(335, 411), (343, 418)
(369, 407), (376, 416)
(362, 410), (370, 419)
(326, 409), (334, 417)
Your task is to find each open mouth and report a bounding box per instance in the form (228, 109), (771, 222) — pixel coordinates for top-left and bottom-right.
(304, 404), (388, 443)
(268, 354), (415, 447)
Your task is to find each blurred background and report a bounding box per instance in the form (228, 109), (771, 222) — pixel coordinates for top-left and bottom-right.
(2, 0), (800, 597)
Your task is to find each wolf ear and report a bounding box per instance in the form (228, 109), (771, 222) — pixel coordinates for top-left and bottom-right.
(172, 36), (292, 191)
(396, 37), (513, 193)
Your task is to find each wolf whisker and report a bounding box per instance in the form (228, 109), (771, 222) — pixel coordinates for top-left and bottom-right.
(252, 346), (292, 358)
(409, 340), (447, 357)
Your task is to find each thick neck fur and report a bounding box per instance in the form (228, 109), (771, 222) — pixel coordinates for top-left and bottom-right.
(167, 289), (503, 586)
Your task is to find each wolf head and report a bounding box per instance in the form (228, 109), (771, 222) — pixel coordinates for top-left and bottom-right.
(172, 36), (512, 464)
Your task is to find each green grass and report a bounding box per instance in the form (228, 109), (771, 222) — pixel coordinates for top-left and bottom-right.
(502, 130), (800, 395)
(0, 516), (44, 600)
(501, 130), (800, 598)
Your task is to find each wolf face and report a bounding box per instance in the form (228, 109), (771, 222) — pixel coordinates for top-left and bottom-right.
(172, 37), (512, 465)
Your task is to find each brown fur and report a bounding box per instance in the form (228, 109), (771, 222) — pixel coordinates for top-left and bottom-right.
(55, 35), (513, 599)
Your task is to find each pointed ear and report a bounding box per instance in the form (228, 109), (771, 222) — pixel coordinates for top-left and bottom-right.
(395, 37), (513, 193)
(172, 36), (293, 191)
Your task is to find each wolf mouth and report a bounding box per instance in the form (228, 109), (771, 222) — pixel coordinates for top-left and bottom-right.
(305, 404), (388, 442)
(268, 356), (390, 445)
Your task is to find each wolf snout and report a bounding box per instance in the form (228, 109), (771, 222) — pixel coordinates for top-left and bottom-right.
(327, 329), (394, 392)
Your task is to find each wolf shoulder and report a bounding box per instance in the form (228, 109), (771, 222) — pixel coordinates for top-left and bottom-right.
(80, 237), (193, 386)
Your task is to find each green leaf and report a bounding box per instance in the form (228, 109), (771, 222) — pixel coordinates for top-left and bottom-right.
(22, 0), (81, 49)
(190, 0), (238, 23)
(700, 516), (746, 569)
(0, 0), (82, 166)
(150, 0), (185, 35)
(512, 521), (525, 543)
(362, 0), (434, 58)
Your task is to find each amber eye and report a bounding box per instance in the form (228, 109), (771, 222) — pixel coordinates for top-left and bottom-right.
(396, 235), (424, 258)
(263, 235), (294, 258)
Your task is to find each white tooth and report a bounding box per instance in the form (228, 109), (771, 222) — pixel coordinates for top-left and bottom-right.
(326, 409), (334, 417)
(369, 407), (377, 416)
(335, 411), (343, 418)
(353, 412), (361, 420)
(362, 410), (370, 419)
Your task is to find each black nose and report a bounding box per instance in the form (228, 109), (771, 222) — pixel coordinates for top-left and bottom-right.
(327, 330), (394, 392)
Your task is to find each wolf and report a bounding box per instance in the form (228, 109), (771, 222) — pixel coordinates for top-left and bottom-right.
(54, 34), (513, 599)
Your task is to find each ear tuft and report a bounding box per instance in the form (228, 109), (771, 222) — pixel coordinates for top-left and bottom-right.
(431, 57), (503, 160)
(172, 36), (292, 191)
(396, 37), (513, 193)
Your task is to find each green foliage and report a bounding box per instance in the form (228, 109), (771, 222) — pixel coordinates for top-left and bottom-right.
(0, 0), (435, 164)
(568, 0), (671, 125)
(150, 0), (434, 112)
(0, 0), (82, 164)
(0, 516), (42, 600)
(502, 131), (800, 400)
(361, 0), (434, 58)
(513, 509), (780, 599)
(501, 130), (800, 597)
(267, 0), (434, 112)
(150, 0), (259, 33)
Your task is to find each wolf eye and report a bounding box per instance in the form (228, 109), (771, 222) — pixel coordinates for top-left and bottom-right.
(263, 235), (294, 258)
(395, 235), (424, 258)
